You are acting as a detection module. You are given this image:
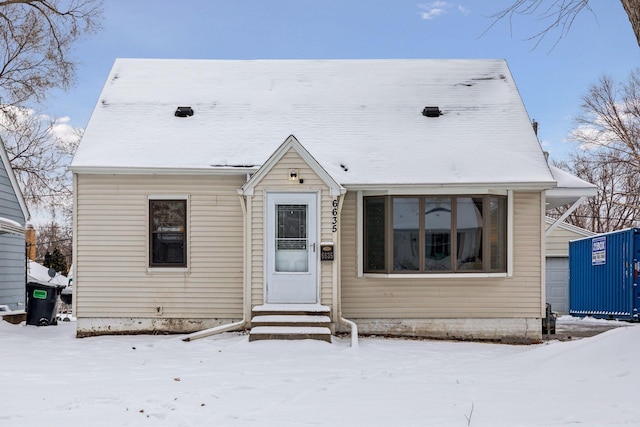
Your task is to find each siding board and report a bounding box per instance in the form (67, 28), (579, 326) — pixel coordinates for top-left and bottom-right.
(75, 174), (245, 319)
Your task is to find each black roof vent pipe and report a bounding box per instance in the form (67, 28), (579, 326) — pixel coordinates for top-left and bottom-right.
(175, 106), (194, 117)
(422, 106), (442, 117)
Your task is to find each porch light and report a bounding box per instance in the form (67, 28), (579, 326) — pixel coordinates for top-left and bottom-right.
(288, 169), (299, 181)
(175, 106), (194, 117)
(422, 106), (442, 117)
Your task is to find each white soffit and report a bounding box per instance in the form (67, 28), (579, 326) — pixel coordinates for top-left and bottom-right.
(545, 165), (597, 210)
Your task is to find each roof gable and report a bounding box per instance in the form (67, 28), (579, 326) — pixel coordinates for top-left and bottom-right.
(72, 59), (555, 188)
(0, 137), (29, 223)
(241, 135), (345, 197)
(545, 216), (595, 238)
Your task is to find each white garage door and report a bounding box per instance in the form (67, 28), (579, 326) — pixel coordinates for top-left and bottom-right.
(545, 257), (569, 315)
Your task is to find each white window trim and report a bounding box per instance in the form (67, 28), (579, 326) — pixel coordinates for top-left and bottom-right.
(146, 194), (191, 273)
(356, 190), (514, 278)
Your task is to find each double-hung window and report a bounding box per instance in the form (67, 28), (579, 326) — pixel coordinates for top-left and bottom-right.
(364, 195), (507, 273)
(149, 199), (187, 267)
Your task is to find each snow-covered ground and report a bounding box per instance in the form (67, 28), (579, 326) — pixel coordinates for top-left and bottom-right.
(1, 316), (637, 427)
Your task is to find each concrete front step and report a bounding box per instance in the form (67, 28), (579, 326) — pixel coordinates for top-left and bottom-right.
(249, 326), (332, 343)
(249, 305), (333, 342)
(252, 304), (330, 317)
(251, 314), (331, 328)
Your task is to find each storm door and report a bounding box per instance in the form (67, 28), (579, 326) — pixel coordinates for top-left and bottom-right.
(266, 193), (318, 303)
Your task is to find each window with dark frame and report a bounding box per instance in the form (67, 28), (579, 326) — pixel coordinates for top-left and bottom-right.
(364, 195), (507, 273)
(149, 199), (187, 267)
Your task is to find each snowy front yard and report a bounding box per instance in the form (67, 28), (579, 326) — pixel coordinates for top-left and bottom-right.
(1, 317), (638, 426)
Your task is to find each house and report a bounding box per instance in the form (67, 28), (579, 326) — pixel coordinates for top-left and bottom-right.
(70, 59), (594, 342)
(27, 259), (69, 288)
(0, 137), (29, 312)
(544, 217), (594, 315)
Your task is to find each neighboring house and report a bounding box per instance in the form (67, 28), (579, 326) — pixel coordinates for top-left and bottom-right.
(544, 217), (595, 315)
(70, 59), (594, 341)
(27, 259), (69, 287)
(0, 138), (29, 311)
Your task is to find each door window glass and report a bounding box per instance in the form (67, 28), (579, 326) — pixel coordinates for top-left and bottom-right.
(275, 204), (308, 272)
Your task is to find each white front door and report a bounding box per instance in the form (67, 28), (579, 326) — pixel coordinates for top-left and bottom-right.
(266, 192), (318, 304)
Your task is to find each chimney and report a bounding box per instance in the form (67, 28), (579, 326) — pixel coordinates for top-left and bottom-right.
(25, 224), (36, 261)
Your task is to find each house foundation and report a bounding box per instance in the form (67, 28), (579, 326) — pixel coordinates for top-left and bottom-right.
(344, 318), (542, 342)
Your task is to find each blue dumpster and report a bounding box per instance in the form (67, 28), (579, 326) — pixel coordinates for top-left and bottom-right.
(569, 228), (640, 321)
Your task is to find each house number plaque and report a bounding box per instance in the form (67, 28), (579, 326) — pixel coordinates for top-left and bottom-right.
(321, 243), (334, 261)
(331, 199), (338, 232)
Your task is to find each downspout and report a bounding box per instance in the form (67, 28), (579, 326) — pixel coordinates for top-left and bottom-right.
(183, 193), (250, 342)
(334, 193), (359, 347)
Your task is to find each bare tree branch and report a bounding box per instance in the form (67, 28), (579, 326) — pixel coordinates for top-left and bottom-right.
(552, 69), (640, 232)
(0, 0), (102, 107)
(488, 1), (640, 49)
(0, 106), (80, 208)
(0, 0), (101, 213)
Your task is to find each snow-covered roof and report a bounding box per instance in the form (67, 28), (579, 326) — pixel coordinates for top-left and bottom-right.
(27, 260), (68, 287)
(71, 58), (555, 188)
(545, 165), (597, 210)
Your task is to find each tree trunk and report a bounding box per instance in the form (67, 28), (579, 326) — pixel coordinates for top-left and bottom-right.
(621, 0), (640, 47)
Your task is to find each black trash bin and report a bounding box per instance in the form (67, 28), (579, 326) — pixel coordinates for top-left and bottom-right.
(26, 281), (64, 326)
(542, 303), (557, 335)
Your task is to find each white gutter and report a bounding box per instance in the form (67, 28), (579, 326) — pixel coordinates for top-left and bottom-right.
(69, 165), (258, 176)
(182, 194), (251, 342)
(333, 194), (359, 348)
(345, 181), (556, 192)
(0, 217), (24, 235)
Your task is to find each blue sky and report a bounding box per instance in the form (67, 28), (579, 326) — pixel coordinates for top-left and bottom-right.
(43, 0), (639, 163)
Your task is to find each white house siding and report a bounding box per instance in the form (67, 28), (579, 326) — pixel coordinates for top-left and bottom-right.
(339, 191), (544, 341)
(74, 174), (245, 336)
(249, 148), (335, 309)
(545, 223), (589, 257)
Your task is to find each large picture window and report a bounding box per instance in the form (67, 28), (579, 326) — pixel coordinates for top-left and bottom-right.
(363, 195), (507, 273)
(150, 199), (187, 267)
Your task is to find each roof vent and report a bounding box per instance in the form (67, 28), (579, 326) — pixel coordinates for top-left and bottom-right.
(422, 106), (442, 117)
(175, 106), (194, 117)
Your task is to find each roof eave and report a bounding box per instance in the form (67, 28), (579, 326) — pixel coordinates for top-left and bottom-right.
(344, 181), (557, 192)
(0, 216), (25, 235)
(69, 165), (259, 176)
